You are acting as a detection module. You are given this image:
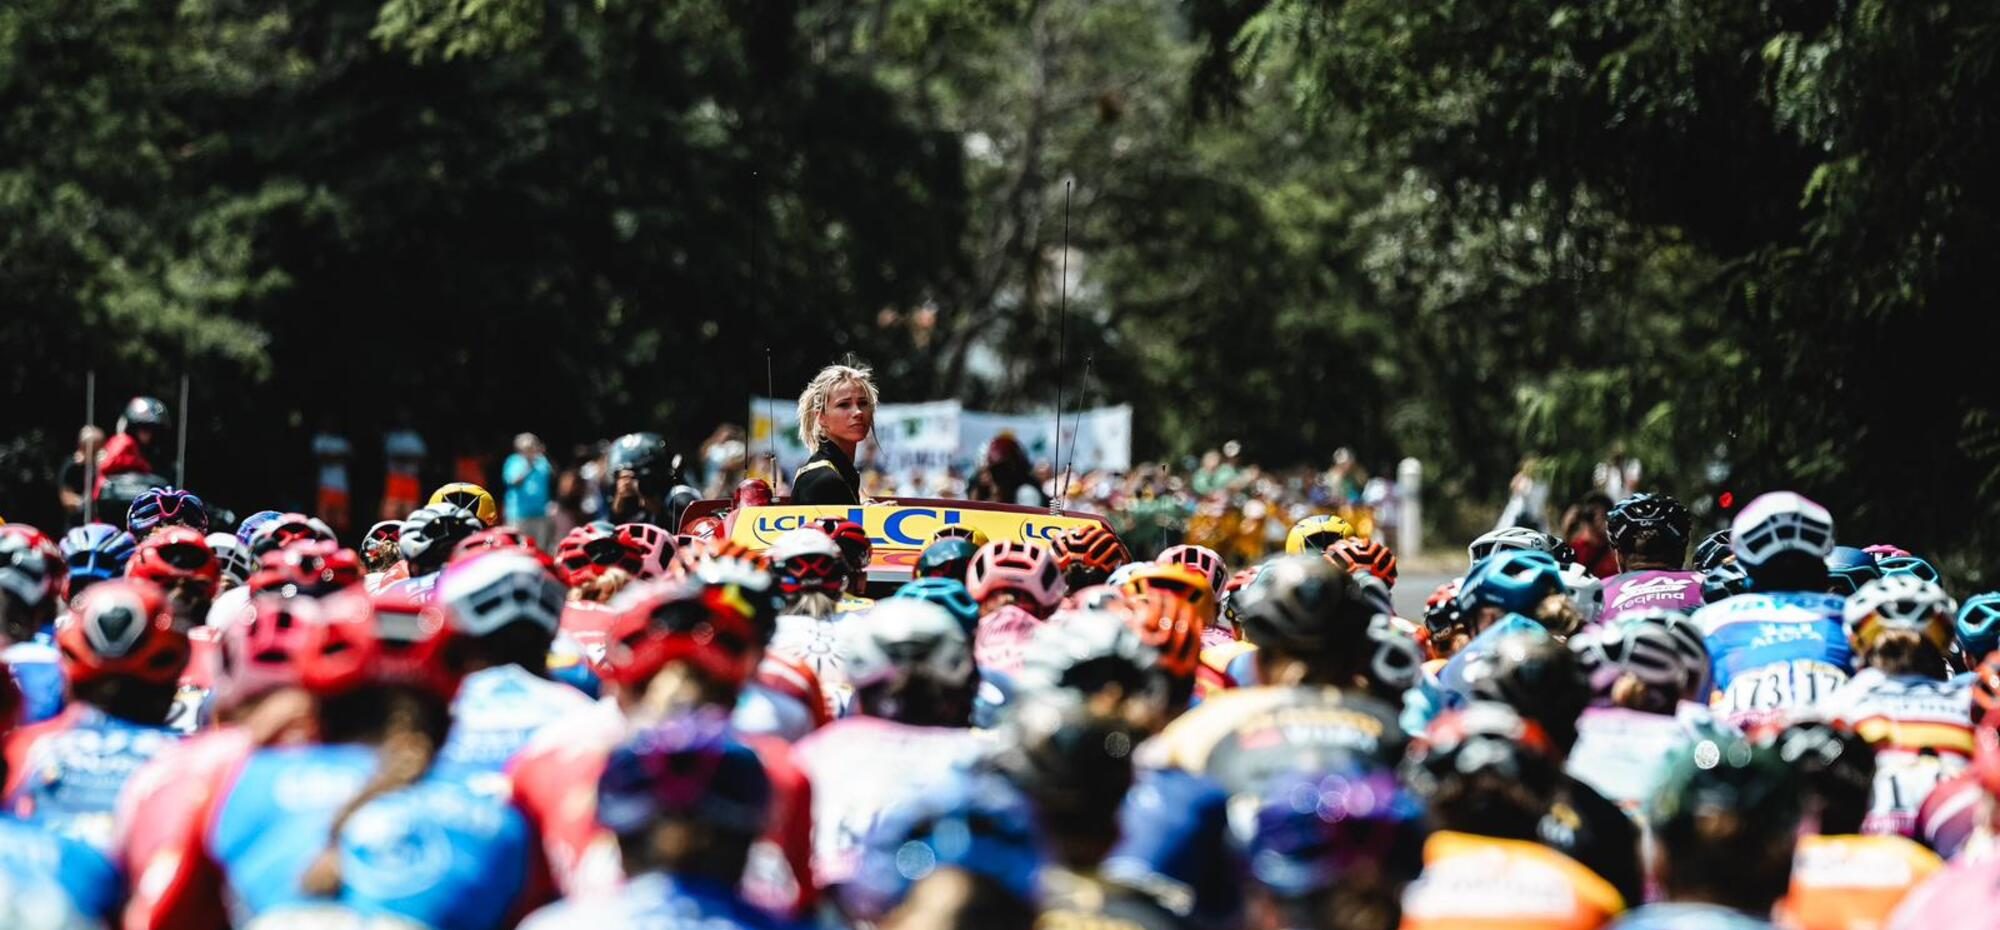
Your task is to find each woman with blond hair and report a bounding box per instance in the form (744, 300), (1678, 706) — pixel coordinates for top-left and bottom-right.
(792, 362), (878, 505)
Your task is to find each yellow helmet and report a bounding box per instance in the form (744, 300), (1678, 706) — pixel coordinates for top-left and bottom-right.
(429, 482), (498, 527)
(1285, 514), (1354, 556)
(931, 523), (991, 549)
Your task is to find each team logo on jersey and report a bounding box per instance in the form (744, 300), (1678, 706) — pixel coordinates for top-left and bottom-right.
(341, 802), (454, 899)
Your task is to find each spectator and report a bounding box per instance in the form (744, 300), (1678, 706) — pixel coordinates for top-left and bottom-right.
(311, 431), (354, 535)
(57, 426), (105, 525)
(504, 432), (556, 550)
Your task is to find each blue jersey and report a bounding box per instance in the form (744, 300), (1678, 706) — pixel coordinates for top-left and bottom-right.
(1106, 768), (1239, 926)
(520, 872), (808, 930)
(438, 664), (593, 775)
(1693, 591), (1853, 726)
(1608, 903), (1773, 930)
(6, 704), (179, 851)
(209, 743), (531, 930)
(0, 816), (122, 925)
(4, 638), (66, 725)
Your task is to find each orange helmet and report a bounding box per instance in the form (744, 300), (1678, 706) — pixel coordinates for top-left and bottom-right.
(1120, 593), (1202, 680)
(1325, 538), (1398, 588)
(1973, 651), (2000, 728)
(670, 536), (765, 579)
(1117, 563), (1217, 630)
(59, 579), (191, 687)
(1052, 525), (1130, 587)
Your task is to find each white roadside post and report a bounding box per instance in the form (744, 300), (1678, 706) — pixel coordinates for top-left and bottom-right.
(1397, 457), (1423, 557)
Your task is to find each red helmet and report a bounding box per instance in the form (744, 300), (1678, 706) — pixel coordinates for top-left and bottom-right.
(599, 578), (760, 690)
(683, 516), (726, 543)
(215, 594), (321, 711)
(245, 540), (362, 597)
(966, 541), (1065, 613)
(1052, 525), (1131, 586)
(1973, 651), (2000, 728)
(451, 526), (555, 573)
(303, 587), (464, 700)
(814, 518), (872, 574)
(1325, 538), (1399, 588)
(1, 525), (67, 603)
(556, 523), (644, 586)
(249, 512), (335, 556)
(125, 526), (221, 596)
(616, 523), (678, 579)
(732, 479), (774, 510)
(1157, 544), (1228, 593)
(766, 530), (846, 597)
(59, 579), (190, 687)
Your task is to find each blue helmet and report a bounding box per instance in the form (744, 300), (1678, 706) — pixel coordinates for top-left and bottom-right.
(1957, 593), (2000, 662)
(1247, 762), (1428, 898)
(915, 537), (979, 582)
(1876, 554), (1943, 587)
(842, 770), (1042, 920)
(59, 523), (138, 595)
(1825, 546), (1881, 596)
(236, 510), (284, 546)
(892, 577), (981, 635)
(128, 486), (209, 536)
(1456, 550), (1564, 615)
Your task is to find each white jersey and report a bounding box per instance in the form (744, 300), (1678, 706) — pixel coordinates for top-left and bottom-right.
(1812, 669), (1973, 837)
(440, 665), (596, 778)
(790, 717), (990, 885)
(767, 614), (851, 718)
(204, 585), (254, 630)
(1565, 706), (1712, 819)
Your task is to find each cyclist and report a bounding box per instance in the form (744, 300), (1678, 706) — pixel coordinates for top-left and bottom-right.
(126, 486), (209, 539)
(815, 517), (872, 596)
(246, 512), (336, 558)
(1053, 524), (1131, 590)
(125, 526), (220, 632)
(394, 503), (485, 601)
(1957, 592), (2000, 671)
(764, 528), (856, 713)
(0, 663), (122, 929)
(965, 541), (1066, 675)
(1399, 702), (1626, 930)
(843, 769), (1040, 930)
(1453, 549), (1577, 639)
(1816, 574), (1970, 836)
(1565, 614), (1716, 818)
(58, 522), (136, 602)
(1240, 760), (1425, 930)
(2, 528), (66, 723)
(1690, 491), (1850, 729)
(1466, 525), (1566, 566)
(1323, 537), (1398, 589)
(1888, 714), (2000, 927)
(433, 550), (590, 776)
(205, 532), (257, 593)
(914, 537), (978, 584)
(1599, 494), (1704, 623)
(1771, 722), (1942, 930)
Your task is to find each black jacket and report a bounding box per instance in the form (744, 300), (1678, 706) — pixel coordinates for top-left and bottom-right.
(792, 439), (861, 505)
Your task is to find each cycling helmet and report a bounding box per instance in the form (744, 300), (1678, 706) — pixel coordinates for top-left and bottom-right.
(596, 710), (770, 837)
(1606, 493), (1692, 551)
(119, 395), (171, 431)
(1116, 563), (1219, 629)
(1620, 608), (1713, 700)
(1651, 736), (1801, 854)
(842, 599), (975, 693)
(607, 432), (676, 495)
(1763, 721), (1874, 828)
(1701, 561), (1750, 603)
(668, 536), (770, 580)
(205, 533), (257, 590)
(1067, 584), (1127, 614)
(732, 478), (774, 510)
(1843, 574), (1956, 656)
(915, 537), (979, 582)
(1285, 515), (1354, 556)
(305, 587), (464, 699)
(1456, 550), (1564, 616)
(1863, 543), (1912, 560)
(215, 594), (319, 711)
(1235, 556), (1378, 659)
(844, 770), (1040, 921)
(814, 518), (872, 578)
(966, 541), (1066, 612)
(601, 576), (762, 688)
(1693, 530), (1734, 572)
(1218, 565), (1263, 633)
(1405, 702), (1558, 801)
(427, 482), (498, 527)
(1323, 537), (1398, 588)
(1364, 613), (1424, 698)
(1825, 546), (1881, 596)
(1958, 593), (2000, 664)
(1158, 544), (1228, 594)
(1730, 491), (1835, 569)
(1571, 619), (1691, 707)
(450, 525), (554, 570)
(616, 523), (677, 579)
(61, 523), (138, 598)
(125, 526), (221, 595)
(1876, 554), (1943, 586)
(891, 578), (981, 635)
(1466, 526), (1562, 566)
(931, 523), (991, 549)
(236, 510), (284, 546)
(245, 540), (362, 597)
(676, 515), (723, 546)
(1973, 651), (2000, 727)
(1013, 610), (1156, 698)
(766, 528), (846, 597)
(398, 504), (484, 576)
(556, 522), (645, 586)
(1120, 592), (1203, 681)
(127, 486), (209, 537)
(990, 691), (1141, 818)
(0, 529), (58, 614)
(683, 553), (786, 648)
(1246, 761), (1428, 897)
(59, 579), (190, 687)
(1052, 525), (1131, 588)
(1464, 633), (1590, 745)
(1558, 561), (1604, 625)
(438, 550), (566, 638)
(249, 512), (335, 557)
(1422, 578), (1466, 640)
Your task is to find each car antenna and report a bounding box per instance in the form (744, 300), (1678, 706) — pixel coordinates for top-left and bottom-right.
(766, 347), (779, 487)
(1060, 352), (1092, 508)
(1050, 179), (1073, 517)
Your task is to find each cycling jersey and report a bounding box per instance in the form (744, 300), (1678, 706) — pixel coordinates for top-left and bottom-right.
(118, 727), (262, 930)
(1692, 591), (1853, 728)
(205, 584), (254, 630)
(1607, 903), (1773, 929)
(519, 872), (807, 930)
(0, 816), (121, 927)
(1399, 830), (1625, 930)
(1913, 771), (1984, 860)
(767, 614), (851, 719)
(734, 655), (829, 742)
(1598, 570), (1704, 624)
(1815, 670), (1973, 837)
(4, 703), (180, 851)
(1781, 833), (1942, 930)
(1104, 767), (1238, 926)
(1039, 866), (1189, 930)
(4, 637), (65, 725)
(1543, 775), (1646, 909)
(1137, 685), (1405, 797)
(974, 605), (1045, 677)
(439, 664), (595, 777)
(1192, 641), (1257, 705)
(1885, 848), (2000, 930)
(790, 716), (990, 886)
(1565, 706), (1707, 818)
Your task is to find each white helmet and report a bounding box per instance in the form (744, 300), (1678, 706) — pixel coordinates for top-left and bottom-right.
(206, 533), (258, 589)
(437, 550), (566, 637)
(1468, 526), (1562, 566)
(765, 528), (841, 565)
(1843, 574), (1955, 643)
(1014, 609), (1157, 696)
(840, 598), (974, 692)
(1730, 491), (1835, 569)
(1559, 562), (1604, 626)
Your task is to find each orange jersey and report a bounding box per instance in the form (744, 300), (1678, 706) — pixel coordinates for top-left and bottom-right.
(1400, 831), (1624, 930)
(1780, 833), (1942, 930)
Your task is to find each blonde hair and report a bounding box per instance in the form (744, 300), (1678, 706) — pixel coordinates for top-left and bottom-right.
(796, 362), (879, 449)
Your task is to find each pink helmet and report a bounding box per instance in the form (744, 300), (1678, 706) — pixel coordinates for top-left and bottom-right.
(1863, 543), (1912, 560)
(1158, 544), (1228, 593)
(215, 594), (321, 712)
(616, 523), (677, 580)
(966, 541), (1066, 614)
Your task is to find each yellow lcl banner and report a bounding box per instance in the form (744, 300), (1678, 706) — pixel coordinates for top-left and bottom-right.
(730, 504), (1105, 551)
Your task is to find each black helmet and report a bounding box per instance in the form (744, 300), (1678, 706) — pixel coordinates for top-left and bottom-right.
(608, 432), (678, 496)
(1405, 702), (1562, 812)
(1763, 721), (1874, 833)
(1464, 633), (1590, 750)
(1607, 493), (1692, 551)
(1701, 562), (1750, 603)
(119, 396), (170, 431)
(1694, 530), (1734, 572)
(666, 484), (701, 532)
(989, 692), (1139, 824)
(1236, 556), (1378, 662)
(1652, 736), (1801, 855)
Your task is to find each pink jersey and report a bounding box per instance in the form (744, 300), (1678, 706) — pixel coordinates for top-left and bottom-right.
(790, 717), (990, 885)
(1598, 571), (1704, 623)
(1887, 848), (2000, 930)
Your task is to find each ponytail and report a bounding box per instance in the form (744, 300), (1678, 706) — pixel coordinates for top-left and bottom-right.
(1867, 628), (1948, 679)
(300, 688), (449, 897)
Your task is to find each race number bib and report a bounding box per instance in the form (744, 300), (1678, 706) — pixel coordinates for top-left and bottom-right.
(1719, 660), (1848, 724)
